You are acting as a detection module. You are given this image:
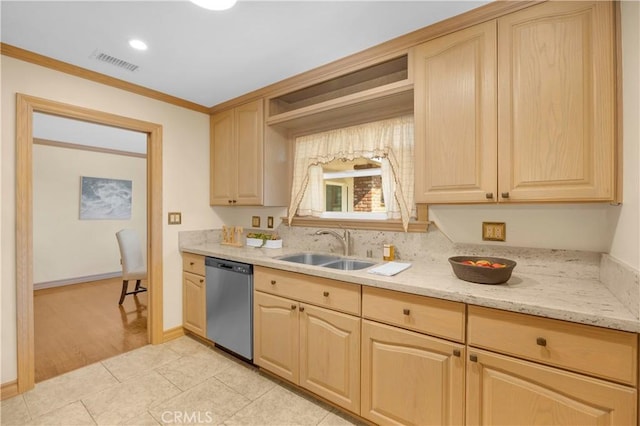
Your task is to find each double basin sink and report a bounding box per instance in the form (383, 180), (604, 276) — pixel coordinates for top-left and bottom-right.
(276, 253), (377, 271)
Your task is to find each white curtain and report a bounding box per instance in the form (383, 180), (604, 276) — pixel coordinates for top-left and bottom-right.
(289, 115), (415, 231)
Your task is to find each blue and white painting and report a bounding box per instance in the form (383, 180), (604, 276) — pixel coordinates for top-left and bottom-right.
(80, 176), (132, 220)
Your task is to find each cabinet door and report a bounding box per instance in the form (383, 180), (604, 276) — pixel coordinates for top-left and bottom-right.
(361, 320), (465, 426)
(466, 348), (636, 426)
(210, 109), (236, 205)
(182, 271), (206, 337)
(234, 99), (264, 205)
(414, 20), (497, 203)
(253, 291), (299, 384)
(497, 1), (616, 202)
(299, 304), (360, 414)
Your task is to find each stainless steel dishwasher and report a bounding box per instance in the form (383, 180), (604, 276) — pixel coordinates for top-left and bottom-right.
(205, 257), (253, 361)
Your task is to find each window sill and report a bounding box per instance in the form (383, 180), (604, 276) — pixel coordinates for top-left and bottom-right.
(282, 216), (429, 233)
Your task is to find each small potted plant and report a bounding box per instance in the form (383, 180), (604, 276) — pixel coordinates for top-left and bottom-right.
(246, 232), (282, 249)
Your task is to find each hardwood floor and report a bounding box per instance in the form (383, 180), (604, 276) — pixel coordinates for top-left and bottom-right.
(34, 277), (148, 383)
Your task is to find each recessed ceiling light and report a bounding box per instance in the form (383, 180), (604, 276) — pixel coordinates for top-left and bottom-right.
(190, 0), (237, 11)
(129, 39), (148, 51)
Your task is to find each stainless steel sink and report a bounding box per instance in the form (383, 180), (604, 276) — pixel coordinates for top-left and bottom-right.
(322, 259), (377, 270)
(276, 253), (377, 270)
(276, 253), (342, 266)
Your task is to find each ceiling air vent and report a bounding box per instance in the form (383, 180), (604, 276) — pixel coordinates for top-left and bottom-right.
(91, 50), (139, 72)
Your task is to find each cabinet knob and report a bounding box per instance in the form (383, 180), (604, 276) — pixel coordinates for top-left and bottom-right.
(228, 200), (233, 204)
(299, 306), (305, 312)
(232, 200), (237, 204)
(469, 354), (478, 362)
(323, 291), (329, 297)
(199, 279), (204, 283)
(453, 349), (461, 357)
(190, 262), (195, 266)
(403, 308), (410, 315)
(485, 192), (494, 199)
(536, 337), (547, 347)
(501, 192), (510, 199)
(270, 280), (276, 285)
(291, 304), (297, 310)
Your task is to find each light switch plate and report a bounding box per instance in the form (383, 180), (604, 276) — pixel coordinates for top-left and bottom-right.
(168, 212), (182, 225)
(267, 216), (274, 228)
(482, 222), (505, 241)
(252, 216), (261, 227)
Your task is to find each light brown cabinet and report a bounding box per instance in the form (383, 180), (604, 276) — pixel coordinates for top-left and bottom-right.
(253, 267), (361, 413)
(361, 320), (465, 425)
(210, 99), (289, 206)
(467, 306), (638, 426)
(182, 253), (206, 337)
(361, 287), (466, 425)
(415, 1), (618, 204)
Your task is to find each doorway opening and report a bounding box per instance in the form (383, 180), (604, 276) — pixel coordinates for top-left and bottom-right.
(31, 112), (150, 382)
(15, 94), (164, 393)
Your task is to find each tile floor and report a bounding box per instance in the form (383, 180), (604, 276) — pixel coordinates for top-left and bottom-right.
(1, 336), (365, 426)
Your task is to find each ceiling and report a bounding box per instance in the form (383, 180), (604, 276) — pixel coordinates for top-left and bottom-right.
(1, 1), (488, 109)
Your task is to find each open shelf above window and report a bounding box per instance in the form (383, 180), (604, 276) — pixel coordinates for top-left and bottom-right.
(266, 55), (413, 133)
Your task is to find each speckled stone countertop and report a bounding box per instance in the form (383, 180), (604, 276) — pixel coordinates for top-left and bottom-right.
(180, 242), (640, 333)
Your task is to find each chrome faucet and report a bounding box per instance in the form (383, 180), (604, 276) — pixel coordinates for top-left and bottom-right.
(315, 229), (351, 256)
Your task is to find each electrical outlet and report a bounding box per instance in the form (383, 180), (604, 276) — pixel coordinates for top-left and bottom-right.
(252, 216), (261, 228)
(482, 222), (505, 241)
(168, 212), (182, 225)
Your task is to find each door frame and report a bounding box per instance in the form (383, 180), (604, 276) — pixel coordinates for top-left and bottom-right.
(15, 93), (164, 393)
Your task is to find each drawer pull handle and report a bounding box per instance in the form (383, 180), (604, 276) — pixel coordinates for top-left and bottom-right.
(501, 192), (510, 199)
(271, 280), (276, 285)
(469, 354), (478, 362)
(291, 304), (296, 310)
(485, 192), (494, 199)
(403, 308), (410, 315)
(536, 337), (547, 347)
(323, 291), (329, 297)
(453, 349), (461, 357)
(299, 306), (305, 312)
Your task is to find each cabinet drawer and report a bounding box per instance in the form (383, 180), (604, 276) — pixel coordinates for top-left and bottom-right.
(255, 266), (361, 315)
(182, 252), (205, 276)
(468, 306), (638, 386)
(362, 286), (465, 342)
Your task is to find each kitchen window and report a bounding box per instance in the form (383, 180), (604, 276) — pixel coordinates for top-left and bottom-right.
(288, 115), (416, 231)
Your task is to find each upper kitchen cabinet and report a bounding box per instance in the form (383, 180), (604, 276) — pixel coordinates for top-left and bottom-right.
(210, 99), (289, 206)
(415, 1), (618, 204)
(414, 20), (497, 203)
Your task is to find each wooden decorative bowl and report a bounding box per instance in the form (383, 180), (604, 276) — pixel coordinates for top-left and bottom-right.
(448, 256), (516, 285)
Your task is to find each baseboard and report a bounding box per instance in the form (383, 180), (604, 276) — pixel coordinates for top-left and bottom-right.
(163, 326), (185, 342)
(1, 380), (19, 400)
(34, 272), (122, 290)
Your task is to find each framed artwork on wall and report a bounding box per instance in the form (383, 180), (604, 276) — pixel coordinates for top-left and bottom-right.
(80, 176), (132, 220)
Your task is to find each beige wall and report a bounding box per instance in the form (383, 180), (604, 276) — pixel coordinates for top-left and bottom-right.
(1, 56), (221, 383)
(33, 144), (147, 284)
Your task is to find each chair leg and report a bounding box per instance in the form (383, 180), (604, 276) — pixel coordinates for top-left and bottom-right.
(119, 280), (128, 305)
(134, 279), (141, 291)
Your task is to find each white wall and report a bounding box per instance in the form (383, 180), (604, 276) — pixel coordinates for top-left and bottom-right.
(33, 144), (147, 283)
(608, 0), (640, 271)
(1, 56), (222, 383)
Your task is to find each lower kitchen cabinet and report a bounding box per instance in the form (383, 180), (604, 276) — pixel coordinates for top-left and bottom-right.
(361, 320), (465, 426)
(183, 271), (206, 337)
(182, 253), (206, 338)
(466, 348), (637, 426)
(254, 290), (361, 413)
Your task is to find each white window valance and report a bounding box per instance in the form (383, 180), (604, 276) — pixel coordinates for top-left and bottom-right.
(288, 115), (415, 231)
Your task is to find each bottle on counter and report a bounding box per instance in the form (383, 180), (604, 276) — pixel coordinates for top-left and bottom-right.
(383, 244), (395, 261)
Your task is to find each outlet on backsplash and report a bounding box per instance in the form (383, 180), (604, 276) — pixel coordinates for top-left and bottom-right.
(483, 222), (506, 241)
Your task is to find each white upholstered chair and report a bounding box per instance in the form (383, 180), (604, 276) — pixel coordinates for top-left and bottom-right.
(116, 229), (147, 305)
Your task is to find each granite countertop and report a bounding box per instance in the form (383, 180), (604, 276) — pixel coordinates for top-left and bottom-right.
(181, 242), (640, 333)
